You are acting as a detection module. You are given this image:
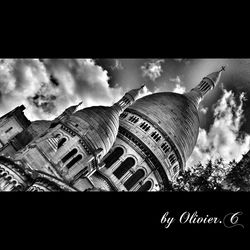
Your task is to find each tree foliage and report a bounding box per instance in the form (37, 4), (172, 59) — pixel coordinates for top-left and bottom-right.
(225, 153), (250, 191)
(168, 152), (250, 192)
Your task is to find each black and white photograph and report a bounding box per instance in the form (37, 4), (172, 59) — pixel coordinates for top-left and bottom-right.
(0, 58), (249, 236)
(1, 3), (249, 243)
(0, 58), (249, 193)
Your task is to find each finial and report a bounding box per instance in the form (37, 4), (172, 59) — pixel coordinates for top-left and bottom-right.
(113, 85), (145, 114)
(219, 65), (226, 72)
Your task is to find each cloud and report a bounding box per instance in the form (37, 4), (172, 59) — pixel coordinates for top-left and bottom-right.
(111, 59), (124, 70)
(186, 87), (250, 169)
(172, 83), (186, 94)
(173, 58), (191, 65)
(137, 85), (153, 99)
(170, 75), (186, 94)
(173, 59), (184, 63)
(170, 75), (181, 84)
(141, 59), (164, 81)
(0, 59), (123, 121)
(0, 59), (53, 120)
(199, 106), (208, 114)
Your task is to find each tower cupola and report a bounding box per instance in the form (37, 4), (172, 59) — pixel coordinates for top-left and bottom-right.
(184, 66), (225, 106)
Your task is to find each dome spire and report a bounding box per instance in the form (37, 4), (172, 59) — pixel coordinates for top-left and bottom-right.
(57, 101), (83, 121)
(113, 85), (145, 114)
(220, 65), (226, 72)
(184, 66), (225, 106)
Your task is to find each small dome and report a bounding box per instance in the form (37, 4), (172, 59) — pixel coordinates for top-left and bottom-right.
(127, 92), (200, 163)
(27, 120), (51, 137)
(66, 86), (144, 158)
(69, 106), (120, 157)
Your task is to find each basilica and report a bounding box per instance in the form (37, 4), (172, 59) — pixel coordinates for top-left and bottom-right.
(0, 67), (225, 191)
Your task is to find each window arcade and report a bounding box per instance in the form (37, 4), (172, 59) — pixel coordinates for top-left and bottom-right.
(151, 131), (161, 142)
(161, 142), (170, 154)
(128, 115), (139, 124)
(139, 122), (150, 132)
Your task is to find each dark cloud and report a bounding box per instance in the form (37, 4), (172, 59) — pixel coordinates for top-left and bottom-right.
(27, 82), (57, 114)
(50, 75), (60, 87)
(94, 59), (122, 88)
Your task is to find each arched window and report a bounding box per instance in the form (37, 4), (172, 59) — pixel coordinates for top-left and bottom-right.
(62, 148), (78, 163)
(12, 180), (17, 186)
(103, 147), (124, 169)
(113, 157), (135, 179)
(124, 169), (145, 190)
(66, 154), (83, 169)
(137, 181), (152, 192)
(58, 138), (67, 149)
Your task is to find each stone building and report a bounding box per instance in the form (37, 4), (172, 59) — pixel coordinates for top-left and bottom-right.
(0, 67), (225, 191)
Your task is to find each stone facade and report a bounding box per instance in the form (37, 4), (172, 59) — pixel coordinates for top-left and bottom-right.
(0, 105), (32, 157)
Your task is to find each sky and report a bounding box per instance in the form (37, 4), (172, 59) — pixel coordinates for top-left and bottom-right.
(0, 58), (250, 168)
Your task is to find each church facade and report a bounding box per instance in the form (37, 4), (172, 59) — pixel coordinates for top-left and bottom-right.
(0, 68), (224, 191)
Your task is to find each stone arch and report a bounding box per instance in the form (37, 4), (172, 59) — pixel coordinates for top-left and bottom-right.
(103, 147), (124, 169)
(66, 154), (83, 169)
(58, 137), (67, 149)
(123, 169), (145, 190)
(113, 157), (136, 179)
(137, 180), (152, 192)
(61, 148), (78, 163)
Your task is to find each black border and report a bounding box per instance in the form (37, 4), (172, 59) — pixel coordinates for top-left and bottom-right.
(0, 21), (250, 240)
(1, 192), (249, 236)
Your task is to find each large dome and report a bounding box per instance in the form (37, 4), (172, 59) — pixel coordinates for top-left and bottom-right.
(126, 92), (200, 163)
